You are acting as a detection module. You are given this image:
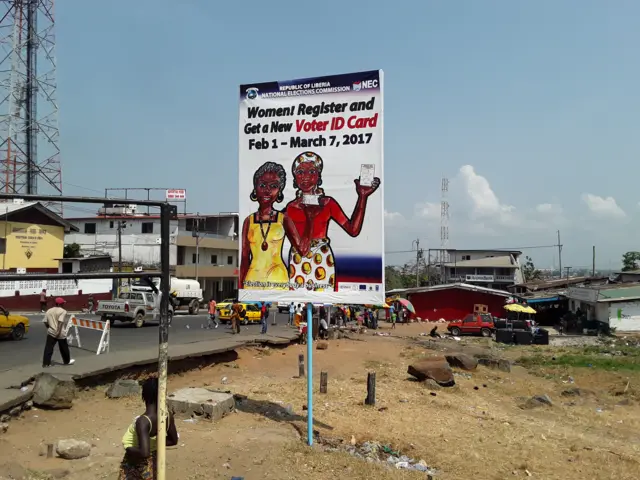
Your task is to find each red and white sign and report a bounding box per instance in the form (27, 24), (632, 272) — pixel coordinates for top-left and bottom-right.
(166, 189), (186, 200)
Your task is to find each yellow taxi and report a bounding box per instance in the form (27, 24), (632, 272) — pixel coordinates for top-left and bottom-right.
(216, 298), (236, 311)
(0, 307), (29, 340)
(218, 303), (262, 325)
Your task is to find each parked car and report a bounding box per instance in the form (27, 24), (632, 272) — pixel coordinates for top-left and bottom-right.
(447, 313), (494, 337)
(218, 303), (262, 325)
(0, 306), (29, 340)
(278, 301), (291, 313)
(96, 291), (174, 328)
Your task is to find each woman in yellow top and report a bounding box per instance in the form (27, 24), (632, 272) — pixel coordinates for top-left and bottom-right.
(240, 162), (314, 290)
(119, 378), (178, 479)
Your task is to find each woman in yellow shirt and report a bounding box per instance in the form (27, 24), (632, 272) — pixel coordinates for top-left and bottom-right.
(119, 378), (179, 479)
(240, 162), (314, 290)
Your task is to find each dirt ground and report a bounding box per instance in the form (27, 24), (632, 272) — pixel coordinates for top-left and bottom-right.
(1, 322), (639, 479)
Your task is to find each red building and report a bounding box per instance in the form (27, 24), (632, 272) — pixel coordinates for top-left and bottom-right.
(388, 283), (512, 321)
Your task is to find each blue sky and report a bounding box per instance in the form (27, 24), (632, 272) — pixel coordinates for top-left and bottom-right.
(57, 0), (640, 270)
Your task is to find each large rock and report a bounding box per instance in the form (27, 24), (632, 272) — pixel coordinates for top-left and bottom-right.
(168, 388), (235, 421)
(477, 356), (512, 373)
(445, 354), (478, 371)
(56, 439), (91, 460)
(520, 394), (553, 410)
(408, 358), (455, 387)
(32, 373), (77, 410)
(0, 422), (8, 434)
(106, 379), (142, 399)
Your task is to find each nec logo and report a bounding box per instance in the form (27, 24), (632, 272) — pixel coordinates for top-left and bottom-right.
(352, 79), (378, 91)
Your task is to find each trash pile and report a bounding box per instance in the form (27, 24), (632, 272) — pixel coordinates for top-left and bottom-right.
(320, 437), (437, 477)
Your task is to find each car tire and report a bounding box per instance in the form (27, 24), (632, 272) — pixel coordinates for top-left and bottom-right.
(450, 327), (461, 336)
(481, 328), (492, 337)
(11, 323), (25, 341)
(189, 300), (199, 315)
(134, 314), (145, 328)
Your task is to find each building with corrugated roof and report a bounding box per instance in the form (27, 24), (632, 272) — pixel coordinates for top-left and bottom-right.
(438, 249), (523, 290)
(565, 283), (640, 331)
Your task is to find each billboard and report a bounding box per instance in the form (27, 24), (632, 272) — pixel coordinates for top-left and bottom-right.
(166, 189), (186, 200)
(238, 70), (384, 305)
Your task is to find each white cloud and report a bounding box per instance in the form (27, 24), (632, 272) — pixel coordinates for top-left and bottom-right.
(414, 201), (440, 220)
(458, 165), (515, 223)
(536, 203), (562, 214)
(581, 193), (626, 218)
(384, 210), (404, 223)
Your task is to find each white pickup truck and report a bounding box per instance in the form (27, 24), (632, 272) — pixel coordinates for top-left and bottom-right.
(96, 291), (174, 328)
(277, 301), (292, 313)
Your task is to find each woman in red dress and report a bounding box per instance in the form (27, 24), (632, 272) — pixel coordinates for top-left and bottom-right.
(285, 151), (380, 291)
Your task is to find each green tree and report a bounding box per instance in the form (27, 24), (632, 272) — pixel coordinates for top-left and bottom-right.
(621, 251), (640, 271)
(63, 243), (81, 258)
(385, 262), (429, 291)
(522, 256), (542, 282)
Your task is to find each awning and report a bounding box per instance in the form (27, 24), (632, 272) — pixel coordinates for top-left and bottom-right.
(527, 296), (562, 304)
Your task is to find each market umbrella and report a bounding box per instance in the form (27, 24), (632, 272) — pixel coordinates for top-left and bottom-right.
(396, 298), (415, 314)
(504, 304), (526, 313)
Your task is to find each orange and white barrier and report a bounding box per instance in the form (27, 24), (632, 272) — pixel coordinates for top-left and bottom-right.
(66, 315), (111, 355)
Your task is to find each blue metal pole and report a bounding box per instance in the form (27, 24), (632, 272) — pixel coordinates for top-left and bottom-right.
(306, 302), (313, 446)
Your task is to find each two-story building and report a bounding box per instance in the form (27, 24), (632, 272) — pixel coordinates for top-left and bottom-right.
(64, 204), (239, 301)
(440, 249), (523, 290)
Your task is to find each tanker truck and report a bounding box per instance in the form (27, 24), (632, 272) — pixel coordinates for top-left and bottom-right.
(131, 277), (203, 315)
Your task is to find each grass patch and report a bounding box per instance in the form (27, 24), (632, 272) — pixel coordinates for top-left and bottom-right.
(519, 353), (640, 372)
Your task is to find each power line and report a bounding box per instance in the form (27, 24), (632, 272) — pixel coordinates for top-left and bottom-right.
(385, 244), (559, 255)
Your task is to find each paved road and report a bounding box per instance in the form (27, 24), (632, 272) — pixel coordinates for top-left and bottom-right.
(0, 309), (292, 372)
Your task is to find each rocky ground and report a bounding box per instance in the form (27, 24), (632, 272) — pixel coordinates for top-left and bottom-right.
(0, 323), (639, 479)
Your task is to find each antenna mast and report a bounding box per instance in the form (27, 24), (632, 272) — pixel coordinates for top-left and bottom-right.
(440, 177), (449, 281)
(0, 0), (62, 214)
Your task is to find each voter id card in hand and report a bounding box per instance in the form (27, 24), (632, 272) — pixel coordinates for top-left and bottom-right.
(360, 164), (375, 187)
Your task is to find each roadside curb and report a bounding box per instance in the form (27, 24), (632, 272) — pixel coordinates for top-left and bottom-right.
(0, 329), (300, 413)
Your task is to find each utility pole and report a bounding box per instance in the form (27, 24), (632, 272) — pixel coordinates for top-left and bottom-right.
(117, 220), (126, 293)
(193, 213), (200, 283)
(412, 239), (422, 287)
(564, 266), (572, 280)
(592, 246), (596, 277)
(557, 230), (563, 279)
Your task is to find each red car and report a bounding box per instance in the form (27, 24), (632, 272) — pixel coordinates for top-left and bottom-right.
(447, 313), (494, 337)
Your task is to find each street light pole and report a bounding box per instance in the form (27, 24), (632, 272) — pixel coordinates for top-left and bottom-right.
(193, 213), (199, 283)
(117, 221), (126, 293)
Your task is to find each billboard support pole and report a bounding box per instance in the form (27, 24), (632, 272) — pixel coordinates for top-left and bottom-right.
(306, 301), (313, 446)
(156, 202), (171, 480)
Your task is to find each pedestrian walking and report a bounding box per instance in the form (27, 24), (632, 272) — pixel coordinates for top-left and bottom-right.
(391, 311), (397, 329)
(42, 297), (75, 368)
(118, 378), (179, 479)
(260, 302), (268, 334)
(207, 298), (219, 329)
(230, 300), (243, 334)
(87, 295), (95, 314)
(288, 302), (295, 326)
(39, 289), (47, 313)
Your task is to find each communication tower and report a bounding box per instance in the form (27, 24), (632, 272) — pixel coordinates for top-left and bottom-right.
(0, 0), (62, 214)
(440, 177), (449, 267)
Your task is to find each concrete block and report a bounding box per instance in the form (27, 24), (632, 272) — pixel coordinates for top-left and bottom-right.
(168, 388), (235, 421)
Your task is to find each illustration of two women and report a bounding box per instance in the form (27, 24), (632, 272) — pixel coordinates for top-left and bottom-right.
(239, 152), (381, 292)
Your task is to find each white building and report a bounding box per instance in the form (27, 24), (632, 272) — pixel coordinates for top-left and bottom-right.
(64, 205), (239, 301)
(566, 284), (640, 332)
(440, 249), (523, 290)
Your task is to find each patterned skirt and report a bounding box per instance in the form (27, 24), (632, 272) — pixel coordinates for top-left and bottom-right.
(118, 453), (156, 480)
(288, 238), (336, 292)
